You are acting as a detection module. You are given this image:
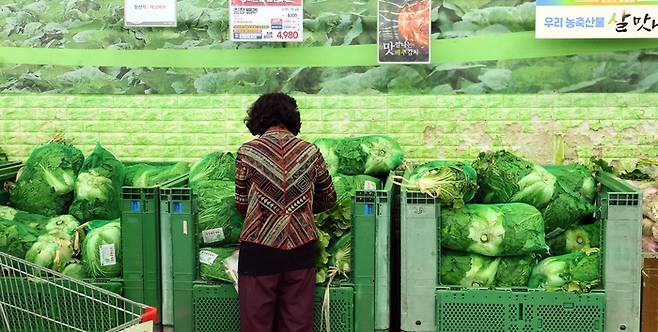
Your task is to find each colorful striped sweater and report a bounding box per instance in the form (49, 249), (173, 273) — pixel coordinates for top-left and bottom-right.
(235, 128), (337, 249)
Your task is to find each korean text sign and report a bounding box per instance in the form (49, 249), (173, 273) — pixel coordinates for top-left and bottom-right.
(229, 0), (303, 42)
(378, 0), (431, 64)
(536, 0), (658, 38)
(124, 0), (176, 27)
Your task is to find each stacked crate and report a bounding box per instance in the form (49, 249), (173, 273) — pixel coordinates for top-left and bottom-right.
(160, 175), (395, 332)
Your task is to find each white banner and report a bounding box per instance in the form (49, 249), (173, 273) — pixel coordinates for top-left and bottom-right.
(124, 0), (177, 27)
(536, 1), (658, 39)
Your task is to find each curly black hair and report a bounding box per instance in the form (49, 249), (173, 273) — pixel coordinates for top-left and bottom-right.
(245, 93), (302, 136)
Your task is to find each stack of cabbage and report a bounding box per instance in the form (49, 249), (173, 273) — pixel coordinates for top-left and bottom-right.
(404, 151), (602, 291)
(189, 152), (242, 283)
(2, 140), (124, 279)
(314, 135), (404, 283)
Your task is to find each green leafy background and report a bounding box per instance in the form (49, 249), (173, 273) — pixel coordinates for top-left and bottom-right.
(3, 0), (658, 94)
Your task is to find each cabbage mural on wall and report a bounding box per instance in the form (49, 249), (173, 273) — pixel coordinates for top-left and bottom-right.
(2, 0), (658, 94)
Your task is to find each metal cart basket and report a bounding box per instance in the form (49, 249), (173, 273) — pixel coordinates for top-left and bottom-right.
(0, 251), (157, 332)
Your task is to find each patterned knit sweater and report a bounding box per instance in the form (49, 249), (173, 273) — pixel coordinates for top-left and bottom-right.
(235, 128), (337, 250)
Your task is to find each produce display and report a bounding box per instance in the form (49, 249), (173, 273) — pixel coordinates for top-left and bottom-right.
(394, 160), (478, 207)
(10, 141), (84, 216)
(473, 150), (595, 237)
(314, 173), (381, 283)
(69, 144), (125, 222)
(190, 152), (243, 253)
(396, 150), (606, 292)
(25, 215), (79, 271)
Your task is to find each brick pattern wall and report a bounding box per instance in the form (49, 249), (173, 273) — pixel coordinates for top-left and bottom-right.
(1, 94), (656, 168)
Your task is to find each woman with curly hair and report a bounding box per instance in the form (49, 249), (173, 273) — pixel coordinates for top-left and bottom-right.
(235, 92), (337, 332)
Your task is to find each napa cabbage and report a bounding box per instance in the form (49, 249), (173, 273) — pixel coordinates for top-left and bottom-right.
(395, 160), (478, 207)
(25, 235), (74, 271)
(81, 220), (122, 278)
(473, 151), (595, 236)
(528, 248), (601, 292)
(440, 203), (547, 257)
(124, 162), (189, 187)
(69, 144), (125, 221)
(10, 141), (84, 216)
(314, 136), (403, 176)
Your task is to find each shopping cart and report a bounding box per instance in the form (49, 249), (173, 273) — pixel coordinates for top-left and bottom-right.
(0, 251), (157, 332)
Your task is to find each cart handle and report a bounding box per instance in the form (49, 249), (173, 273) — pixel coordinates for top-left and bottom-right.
(140, 307), (158, 323)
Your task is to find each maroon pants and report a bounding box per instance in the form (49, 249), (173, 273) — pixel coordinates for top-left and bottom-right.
(239, 268), (315, 332)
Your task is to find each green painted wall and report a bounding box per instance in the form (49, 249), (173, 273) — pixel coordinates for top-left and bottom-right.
(1, 94), (656, 167)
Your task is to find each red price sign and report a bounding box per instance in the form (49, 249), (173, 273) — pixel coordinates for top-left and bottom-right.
(276, 31), (299, 39)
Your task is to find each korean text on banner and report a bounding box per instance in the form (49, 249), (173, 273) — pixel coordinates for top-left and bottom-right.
(229, 0), (304, 42)
(124, 0), (176, 27)
(536, 0), (658, 39)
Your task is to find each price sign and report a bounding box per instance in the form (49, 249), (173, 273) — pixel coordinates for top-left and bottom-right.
(229, 0), (304, 42)
(124, 0), (177, 27)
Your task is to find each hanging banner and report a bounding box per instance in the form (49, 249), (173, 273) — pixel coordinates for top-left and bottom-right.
(229, 0), (304, 42)
(378, 0), (431, 64)
(124, 0), (177, 27)
(536, 0), (658, 39)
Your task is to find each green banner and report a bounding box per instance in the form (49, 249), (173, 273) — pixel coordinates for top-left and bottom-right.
(2, 31), (658, 68)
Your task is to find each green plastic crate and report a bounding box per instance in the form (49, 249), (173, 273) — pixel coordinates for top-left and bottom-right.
(0, 161), (22, 205)
(159, 175), (194, 327)
(166, 174), (392, 332)
(160, 176), (197, 332)
(192, 283), (354, 332)
(399, 169), (642, 332)
(435, 288), (605, 332)
(0, 278), (126, 332)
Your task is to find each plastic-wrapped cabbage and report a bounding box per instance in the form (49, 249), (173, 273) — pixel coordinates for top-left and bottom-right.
(25, 235), (74, 272)
(124, 162), (189, 187)
(547, 165), (596, 203)
(473, 150), (594, 236)
(189, 152), (236, 184)
(0, 219), (43, 259)
(441, 203), (547, 257)
(495, 255), (538, 287)
(44, 215), (79, 239)
(193, 181), (243, 246)
(199, 247), (238, 283)
(82, 220), (121, 278)
(395, 160), (478, 207)
(10, 142), (84, 216)
(440, 250), (500, 287)
(528, 249), (601, 292)
(546, 222), (601, 255)
(69, 144), (125, 222)
(61, 262), (88, 280)
(314, 136), (403, 176)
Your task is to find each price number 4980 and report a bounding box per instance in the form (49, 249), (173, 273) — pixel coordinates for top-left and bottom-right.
(276, 31), (299, 39)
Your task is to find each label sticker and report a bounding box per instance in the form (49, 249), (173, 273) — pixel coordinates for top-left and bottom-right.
(99, 244), (117, 267)
(202, 228), (226, 244)
(364, 180), (377, 191)
(199, 250), (219, 265)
